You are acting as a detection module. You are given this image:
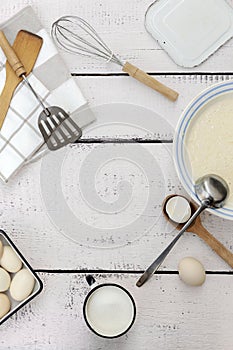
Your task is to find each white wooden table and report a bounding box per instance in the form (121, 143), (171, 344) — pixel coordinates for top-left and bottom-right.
(0, 1), (233, 349)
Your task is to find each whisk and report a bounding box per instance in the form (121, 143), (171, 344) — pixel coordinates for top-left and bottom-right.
(51, 16), (179, 101)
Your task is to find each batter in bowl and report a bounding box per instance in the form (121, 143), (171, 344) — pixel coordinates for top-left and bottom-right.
(185, 93), (233, 207)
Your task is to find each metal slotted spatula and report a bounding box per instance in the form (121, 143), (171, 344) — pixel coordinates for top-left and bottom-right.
(0, 31), (82, 151)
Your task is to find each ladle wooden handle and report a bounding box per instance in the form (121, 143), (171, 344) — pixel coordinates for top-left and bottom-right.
(122, 61), (179, 101)
(0, 31), (26, 77)
(192, 222), (233, 268)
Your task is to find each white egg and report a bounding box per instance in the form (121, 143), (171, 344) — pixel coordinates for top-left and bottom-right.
(1, 246), (22, 273)
(166, 196), (191, 223)
(178, 257), (206, 286)
(10, 268), (35, 301)
(0, 240), (3, 259)
(0, 267), (11, 292)
(0, 293), (11, 319)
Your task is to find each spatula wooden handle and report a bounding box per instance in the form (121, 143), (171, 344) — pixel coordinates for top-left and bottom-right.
(122, 61), (179, 101)
(0, 31), (26, 77)
(193, 223), (233, 268)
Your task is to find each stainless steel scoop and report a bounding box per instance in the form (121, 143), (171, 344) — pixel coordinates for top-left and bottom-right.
(136, 174), (229, 287)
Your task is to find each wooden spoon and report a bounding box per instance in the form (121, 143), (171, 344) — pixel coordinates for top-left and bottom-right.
(163, 194), (233, 268)
(0, 30), (43, 129)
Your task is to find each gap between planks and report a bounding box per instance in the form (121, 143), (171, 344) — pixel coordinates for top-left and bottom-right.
(34, 269), (233, 275)
(72, 72), (233, 76)
(76, 139), (173, 143)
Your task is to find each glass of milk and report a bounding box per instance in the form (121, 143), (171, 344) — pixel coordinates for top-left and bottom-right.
(83, 275), (136, 338)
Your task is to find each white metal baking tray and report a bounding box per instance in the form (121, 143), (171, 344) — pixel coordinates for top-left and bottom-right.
(145, 0), (233, 67)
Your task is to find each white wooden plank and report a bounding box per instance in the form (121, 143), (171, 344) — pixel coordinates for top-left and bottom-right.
(78, 75), (232, 139)
(0, 0), (233, 73)
(1, 144), (233, 271)
(0, 273), (232, 349)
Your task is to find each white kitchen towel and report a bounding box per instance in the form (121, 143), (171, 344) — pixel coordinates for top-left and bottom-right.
(0, 6), (95, 182)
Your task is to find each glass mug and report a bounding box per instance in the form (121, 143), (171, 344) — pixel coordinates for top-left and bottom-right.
(83, 275), (136, 338)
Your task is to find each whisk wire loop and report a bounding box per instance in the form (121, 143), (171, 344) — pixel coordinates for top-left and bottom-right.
(51, 16), (123, 66)
(55, 24), (110, 60)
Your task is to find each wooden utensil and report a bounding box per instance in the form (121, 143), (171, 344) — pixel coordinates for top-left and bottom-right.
(163, 194), (233, 268)
(0, 30), (43, 129)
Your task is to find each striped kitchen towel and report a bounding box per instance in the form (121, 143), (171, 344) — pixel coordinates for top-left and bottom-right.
(0, 6), (95, 182)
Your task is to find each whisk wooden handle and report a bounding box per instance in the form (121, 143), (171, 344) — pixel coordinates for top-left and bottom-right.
(0, 31), (26, 77)
(122, 62), (179, 101)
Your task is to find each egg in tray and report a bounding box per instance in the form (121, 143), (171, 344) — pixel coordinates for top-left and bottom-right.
(0, 230), (43, 325)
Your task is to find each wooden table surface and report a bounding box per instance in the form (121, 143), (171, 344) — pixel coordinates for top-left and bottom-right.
(0, 1), (233, 349)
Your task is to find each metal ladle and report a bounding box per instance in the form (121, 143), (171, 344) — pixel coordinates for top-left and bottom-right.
(136, 174), (229, 287)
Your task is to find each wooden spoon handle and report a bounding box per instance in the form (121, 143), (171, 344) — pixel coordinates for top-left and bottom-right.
(0, 31), (26, 77)
(122, 61), (179, 101)
(0, 85), (16, 129)
(193, 223), (233, 268)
